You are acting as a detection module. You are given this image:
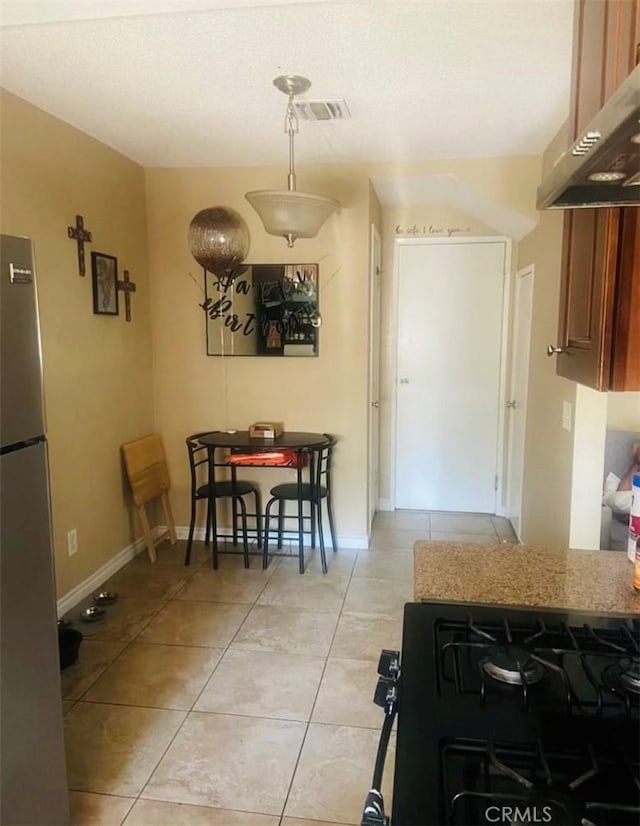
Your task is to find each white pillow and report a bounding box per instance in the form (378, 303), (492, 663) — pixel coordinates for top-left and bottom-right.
(603, 471), (620, 495)
(605, 491), (633, 517)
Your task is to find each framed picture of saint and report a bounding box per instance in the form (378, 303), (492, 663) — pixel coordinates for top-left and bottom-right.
(91, 252), (119, 316)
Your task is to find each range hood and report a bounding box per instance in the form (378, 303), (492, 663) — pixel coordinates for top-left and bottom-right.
(537, 63), (639, 209)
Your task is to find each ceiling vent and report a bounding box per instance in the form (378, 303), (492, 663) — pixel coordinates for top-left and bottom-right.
(293, 99), (351, 121)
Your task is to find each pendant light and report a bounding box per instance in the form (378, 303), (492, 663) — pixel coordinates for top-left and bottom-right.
(245, 75), (340, 247)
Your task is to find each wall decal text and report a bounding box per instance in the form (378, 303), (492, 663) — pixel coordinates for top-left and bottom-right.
(395, 224), (472, 237)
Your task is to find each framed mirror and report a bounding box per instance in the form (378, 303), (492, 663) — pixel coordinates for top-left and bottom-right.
(202, 263), (319, 357)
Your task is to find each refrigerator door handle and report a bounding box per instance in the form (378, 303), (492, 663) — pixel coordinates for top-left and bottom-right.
(0, 435), (46, 456)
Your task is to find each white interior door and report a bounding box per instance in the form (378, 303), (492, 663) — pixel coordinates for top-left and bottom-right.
(395, 240), (506, 512)
(368, 225), (382, 529)
(506, 265), (534, 540)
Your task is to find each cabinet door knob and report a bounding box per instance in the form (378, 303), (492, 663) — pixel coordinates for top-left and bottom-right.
(399, 377), (410, 384)
(546, 344), (564, 357)
(506, 400), (517, 409)
(371, 400), (379, 408)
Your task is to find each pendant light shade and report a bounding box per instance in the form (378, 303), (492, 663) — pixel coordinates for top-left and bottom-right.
(245, 190), (340, 247)
(245, 76), (340, 247)
(188, 206), (250, 277)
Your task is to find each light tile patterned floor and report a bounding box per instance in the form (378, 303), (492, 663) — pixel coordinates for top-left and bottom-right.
(62, 510), (516, 825)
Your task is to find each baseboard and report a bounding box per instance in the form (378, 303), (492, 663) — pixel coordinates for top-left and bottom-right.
(174, 525), (369, 550)
(331, 534), (368, 550)
(58, 520), (370, 618)
(175, 525), (207, 543)
(56, 526), (166, 617)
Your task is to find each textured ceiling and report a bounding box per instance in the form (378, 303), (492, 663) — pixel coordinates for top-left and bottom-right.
(0, 0), (574, 169)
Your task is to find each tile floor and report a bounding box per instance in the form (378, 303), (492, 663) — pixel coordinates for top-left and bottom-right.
(61, 510), (516, 825)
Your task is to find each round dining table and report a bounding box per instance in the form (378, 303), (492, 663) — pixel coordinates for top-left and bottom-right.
(197, 431), (330, 569)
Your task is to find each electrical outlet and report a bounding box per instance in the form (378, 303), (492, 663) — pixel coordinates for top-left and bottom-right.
(67, 528), (78, 556)
(562, 400), (572, 432)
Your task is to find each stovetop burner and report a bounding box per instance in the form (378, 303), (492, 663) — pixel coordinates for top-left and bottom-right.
(619, 658), (640, 695)
(436, 612), (640, 715)
(482, 645), (545, 686)
(603, 656), (640, 700)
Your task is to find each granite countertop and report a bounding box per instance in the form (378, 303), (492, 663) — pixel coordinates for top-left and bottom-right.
(414, 542), (640, 615)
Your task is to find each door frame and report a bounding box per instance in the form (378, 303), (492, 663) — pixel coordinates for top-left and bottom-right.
(506, 264), (534, 538)
(389, 235), (512, 514)
(367, 223), (382, 531)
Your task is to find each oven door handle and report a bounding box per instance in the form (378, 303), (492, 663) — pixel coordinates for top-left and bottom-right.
(361, 677), (398, 826)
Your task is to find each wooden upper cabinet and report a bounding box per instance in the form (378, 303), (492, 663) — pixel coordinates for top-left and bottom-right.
(611, 209), (640, 389)
(555, 0), (640, 391)
(604, 0), (640, 97)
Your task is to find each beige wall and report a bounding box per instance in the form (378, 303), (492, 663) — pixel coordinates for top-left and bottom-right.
(607, 392), (640, 430)
(517, 210), (576, 547)
(369, 182), (383, 235)
(0, 91), (154, 597)
(515, 117), (578, 547)
(145, 165), (372, 542)
(371, 156), (541, 227)
(570, 385), (608, 550)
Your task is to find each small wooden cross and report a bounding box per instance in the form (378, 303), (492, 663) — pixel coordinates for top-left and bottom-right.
(117, 269), (137, 322)
(67, 214), (92, 277)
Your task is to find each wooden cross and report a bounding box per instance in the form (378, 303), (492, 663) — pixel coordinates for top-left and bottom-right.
(117, 269), (137, 322)
(67, 214), (92, 277)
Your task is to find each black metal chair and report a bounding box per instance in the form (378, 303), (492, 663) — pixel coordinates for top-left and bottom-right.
(184, 433), (262, 569)
(262, 434), (337, 574)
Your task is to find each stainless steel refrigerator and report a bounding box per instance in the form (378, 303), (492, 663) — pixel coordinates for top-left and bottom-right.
(0, 234), (70, 825)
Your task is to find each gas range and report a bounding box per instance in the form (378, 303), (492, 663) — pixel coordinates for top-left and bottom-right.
(363, 602), (640, 826)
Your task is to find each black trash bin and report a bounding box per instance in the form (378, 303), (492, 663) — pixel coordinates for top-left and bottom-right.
(58, 625), (83, 670)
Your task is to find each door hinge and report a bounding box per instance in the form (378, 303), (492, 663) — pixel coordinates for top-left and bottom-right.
(494, 475), (499, 491)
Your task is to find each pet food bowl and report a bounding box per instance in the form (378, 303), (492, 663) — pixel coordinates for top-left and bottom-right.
(79, 606), (106, 623)
(93, 591), (118, 606)
(58, 626), (83, 670)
